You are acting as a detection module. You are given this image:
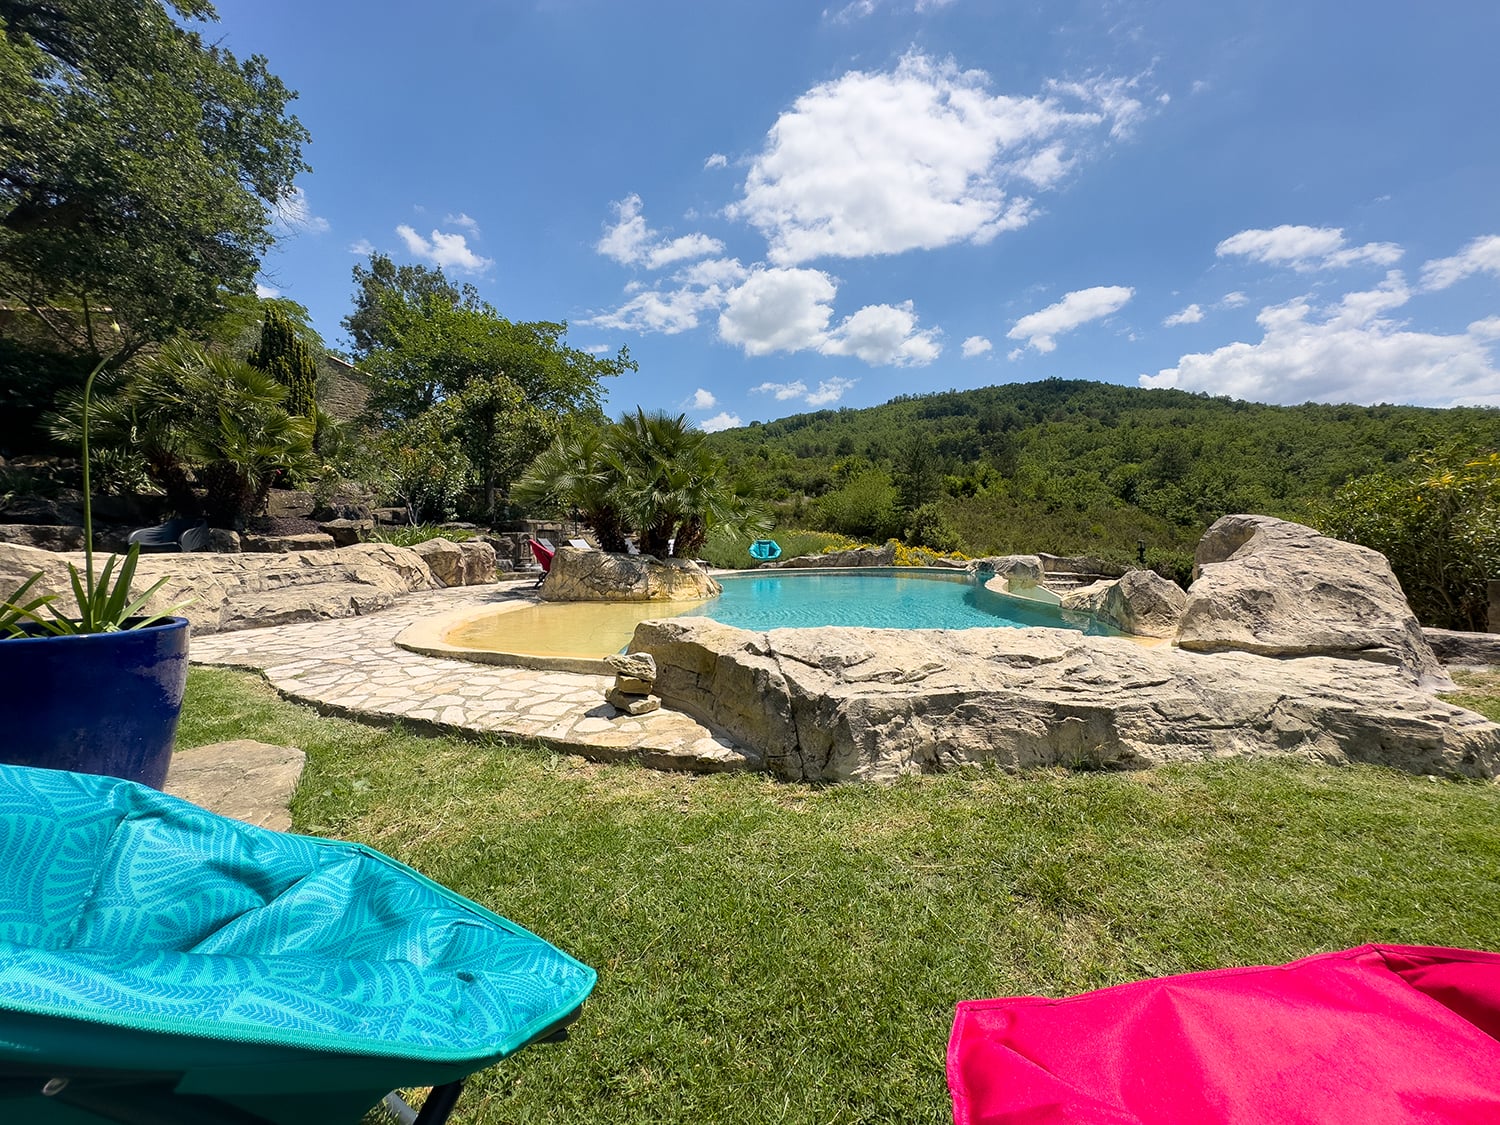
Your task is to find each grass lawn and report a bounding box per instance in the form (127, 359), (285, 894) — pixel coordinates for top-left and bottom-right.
(181, 667), (1500, 1125)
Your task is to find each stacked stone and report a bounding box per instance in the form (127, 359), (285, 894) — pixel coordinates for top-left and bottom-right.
(604, 652), (661, 716)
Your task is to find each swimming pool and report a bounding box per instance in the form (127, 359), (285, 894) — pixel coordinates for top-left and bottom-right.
(415, 568), (1119, 670)
(678, 569), (1118, 634)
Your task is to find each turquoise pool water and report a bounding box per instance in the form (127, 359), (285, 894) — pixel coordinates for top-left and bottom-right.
(679, 569), (1120, 635)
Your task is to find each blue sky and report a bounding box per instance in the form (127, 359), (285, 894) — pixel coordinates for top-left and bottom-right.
(215, 0), (1500, 427)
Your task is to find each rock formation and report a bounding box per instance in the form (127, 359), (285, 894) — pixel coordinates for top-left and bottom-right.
(776, 543), (897, 568)
(1176, 514), (1446, 686)
(0, 541), (446, 636)
(630, 618), (1500, 783)
(411, 537), (496, 587)
(540, 546), (720, 602)
(1060, 569), (1187, 638)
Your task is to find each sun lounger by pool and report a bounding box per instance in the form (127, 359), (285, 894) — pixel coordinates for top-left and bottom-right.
(0, 763), (596, 1124)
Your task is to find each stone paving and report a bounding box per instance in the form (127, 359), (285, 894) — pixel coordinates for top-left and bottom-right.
(190, 582), (758, 773)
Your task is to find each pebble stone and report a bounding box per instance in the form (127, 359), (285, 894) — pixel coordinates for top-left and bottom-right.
(190, 585), (757, 774)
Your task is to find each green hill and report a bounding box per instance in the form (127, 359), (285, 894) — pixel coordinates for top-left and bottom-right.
(703, 378), (1500, 574)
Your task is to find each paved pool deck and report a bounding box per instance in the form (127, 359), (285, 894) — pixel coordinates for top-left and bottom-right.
(190, 581), (758, 773)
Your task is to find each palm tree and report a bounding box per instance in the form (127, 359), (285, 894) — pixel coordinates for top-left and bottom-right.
(63, 341), (317, 528)
(512, 426), (630, 552)
(515, 409), (768, 558)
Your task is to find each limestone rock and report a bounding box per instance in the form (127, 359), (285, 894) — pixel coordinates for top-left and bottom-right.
(778, 543), (897, 569)
(541, 547), (721, 602)
(1177, 515), (1446, 686)
(318, 518), (374, 547)
(165, 740), (305, 832)
(411, 538), (463, 585)
(0, 523), (85, 552)
(630, 617), (1500, 784)
(606, 688), (661, 715)
(614, 675), (654, 695)
(243, 532), (336, 553)
(606, 651), (658, 680)
(0, 541), (437, 636)
(970, 555), (1045, 590)
(1423, 628), (1500, 668)
(458, 540), (497, 585)
(1060, 570), (1186, 638)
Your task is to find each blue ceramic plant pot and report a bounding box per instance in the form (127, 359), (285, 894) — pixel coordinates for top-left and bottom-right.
(0, 617), (190, 789)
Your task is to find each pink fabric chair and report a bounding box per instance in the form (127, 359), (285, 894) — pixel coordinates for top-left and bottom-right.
(527, 538), (555, 585)
(949, 944), (1500, 1124)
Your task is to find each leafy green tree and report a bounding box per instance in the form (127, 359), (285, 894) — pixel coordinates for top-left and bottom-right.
(368, 408), (474, 525)
(1319, 448), (1500, 630)
(343, 255), (634, 519)
(818, 470), (902, 542)
(248, 305), (317, 418)
(0, 0), (309, 362)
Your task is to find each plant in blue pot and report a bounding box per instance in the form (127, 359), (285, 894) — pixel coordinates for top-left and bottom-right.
(0, 349), (190, 789)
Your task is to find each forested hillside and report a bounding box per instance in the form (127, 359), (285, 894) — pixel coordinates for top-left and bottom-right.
(704, 379), (1500, 576)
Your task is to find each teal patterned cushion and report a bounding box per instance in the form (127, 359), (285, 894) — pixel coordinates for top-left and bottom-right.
(0, 764), (595, 1064)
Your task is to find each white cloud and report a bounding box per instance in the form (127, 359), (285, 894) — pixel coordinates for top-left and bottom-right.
(1420, 234), (1500, 291)
(804, 377), (857, 405)
(961, 335), (993, 357)
(1163, 303), (1203, 327)
(701, 412), (743, 432)
(822, 301), (942, 366)
(254, 283), (280, 299)
(1140, 271), (1500, 406)
(719, 268), (838, 355)
(825, 0), (877, 21)
(717, 268), (940, 365)
(704, 153), (729, 170)
(587, 258), (748, 335)
(270, 187), (330, 235)
(690, 388), (717, 409)
(1008, 285), (1133, 353)
(728, 51), (1151, 265)
(753, 380), (810, 400)
(752, 378), (858, 407)
(444, 212), (481, 235)
(348, 238), (375, 256)
(589, 285), (722, 335)
(596, 194), (724, 270)
(396, 224), (493, 273)
(1220, 291), (1248, 308)
(1215, 225), (1402, 271)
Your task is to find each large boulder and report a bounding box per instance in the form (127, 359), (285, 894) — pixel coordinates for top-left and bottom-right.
(540, 546), (721, 602)
(778, 543), (897, 569)
(409, 537), (497, 587)
(0, 524), (86, 552)
(1059, 569), (1187, 638)
(1176, 515), (1446, 687)
(630, 618), (1500, 784)
(0, 541), (439, 635)
(969, 555), (1046, 591)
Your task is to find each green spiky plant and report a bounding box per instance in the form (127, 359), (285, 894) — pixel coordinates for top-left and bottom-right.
(1, 350), (180, 637)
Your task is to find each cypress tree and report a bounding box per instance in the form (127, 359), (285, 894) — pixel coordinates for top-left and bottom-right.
(248, 307), (317, 419)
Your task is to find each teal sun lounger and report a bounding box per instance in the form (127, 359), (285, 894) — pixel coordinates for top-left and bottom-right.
(0, 763), (596, 1124)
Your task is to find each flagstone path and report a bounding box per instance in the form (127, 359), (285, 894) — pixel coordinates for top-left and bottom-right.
(189, 582), (757, 773)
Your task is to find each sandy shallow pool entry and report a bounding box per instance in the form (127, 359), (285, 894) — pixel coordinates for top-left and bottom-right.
(397, 596), (709, 673)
